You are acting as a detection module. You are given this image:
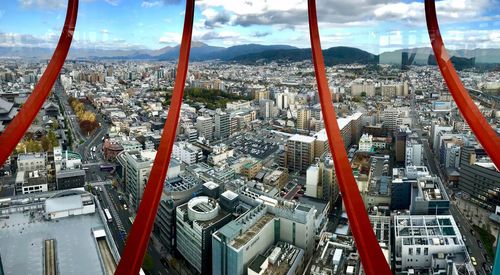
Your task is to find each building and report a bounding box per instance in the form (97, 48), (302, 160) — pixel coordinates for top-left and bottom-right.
(247, 242), (304, 275)
(458, 145), (500, 210)
(215, 110), (230, 140)
(297, 108), (311, 130)
(358, 133), (373, 152)
(197, 116), (214, 141)
(212, 201), (315, 275)
(241, 161), (262, 180)
(0, 97), (17, 130)
(394, 215), (474, 274)
(383, 108), (399, 132)
(305, 164), (320, 198)
(176, 196), (233, 274)
(395, 130), (407, 164)
(117, 150), (156, 210)
(275, 92), (289, 110)
(56, 169), (86, 190)
(285, 134), (315, 173)
(21, 170), (48, 194)
(259, 99), (274, 120)
(410, 176), (450, 215)
(405, 133), (423, 167)
(155, 174), (202, 252)
(173, 141), (203, 165)
(350, 79), (375, 97)
(17, 153), (46, 172)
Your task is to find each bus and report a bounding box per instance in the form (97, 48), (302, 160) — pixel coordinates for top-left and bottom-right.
(104, 208), (113, 223)
(100, 164), (115, 172)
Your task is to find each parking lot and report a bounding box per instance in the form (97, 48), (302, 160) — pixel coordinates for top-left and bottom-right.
(230, 135), (279, 159)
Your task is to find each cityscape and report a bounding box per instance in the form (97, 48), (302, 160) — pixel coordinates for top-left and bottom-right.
(0, 1), (500, 275)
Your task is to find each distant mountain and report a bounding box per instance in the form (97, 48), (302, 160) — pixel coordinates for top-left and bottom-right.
(379, 47), (500, 65)
(230, 46), (378, 65)
(0, 43), (498, 67)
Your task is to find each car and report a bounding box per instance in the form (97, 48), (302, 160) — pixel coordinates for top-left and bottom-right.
(470, 256), (477, 266)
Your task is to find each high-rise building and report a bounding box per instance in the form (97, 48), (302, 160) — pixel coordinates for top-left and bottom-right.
(285, 134), (315, 173)
(215, 110), (230, 140)
(275, 92), (289, 110)
(297, 108), (311, 130)
(405, 133), (423, 167)
(176, 196), (233, 274)
(197, 116), (214, 141)
(259, 99), (274, 119)
(458, 145), (500, 210)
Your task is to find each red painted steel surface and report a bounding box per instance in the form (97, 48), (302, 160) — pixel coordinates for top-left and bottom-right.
(425, 0), (500, 167)
(0, 0), (78, 166)
(114, 0), (195, 274)
(307, 1), (391, 274)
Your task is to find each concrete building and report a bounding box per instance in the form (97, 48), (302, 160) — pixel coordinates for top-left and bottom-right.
(56, 169), (86, 190)
(358, 133), (373, 152)
(305, 164), (320, 198)
(173, 142), (202, 165)
(410, 176), (450, 215)
(405, 133), (423, 167)
(17, 153), (46, 172)
(20, 170), (48, 194)
(215, 110), (230, 140)
(297, 108), (311, 131)
(176, 196), (233, 274)
(117, 149), (180, 210)
(259, 99), (274, 120)
(458, 145), (500, 210)
(351, 79), (375, 97)
(197, 116), (214, 141)
(285, 134), (315, 173)
(275, 92), (289, 110)
(394, 215), (474, 274)
(383, 108), (399, 132)
(212, 200), (315, 275)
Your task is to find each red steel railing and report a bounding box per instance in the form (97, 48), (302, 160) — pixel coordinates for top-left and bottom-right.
(0, 0), (78, 166)
(0, 1), (497, 274)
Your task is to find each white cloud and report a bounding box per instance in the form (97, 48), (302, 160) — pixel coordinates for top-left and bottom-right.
(18, 0), (66, 9)
(141, 1), (162, 8)
(104, 0), (119, 6)
(158, 32), (181, 44)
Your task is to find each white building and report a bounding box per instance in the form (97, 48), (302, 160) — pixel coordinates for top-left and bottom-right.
(305, 164), (320, 198)
(197, 116), (214, 141)
(44, 193), (96, 220)
(173, 142), (202, 165)
(358, 133), (373, 152)
(394, 215), (475, 274)
(406, 135), (423, 167)
(17, 153), (46, 172)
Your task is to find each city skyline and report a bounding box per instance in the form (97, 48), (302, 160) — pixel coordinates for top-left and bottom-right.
(0, 0), (499, 53)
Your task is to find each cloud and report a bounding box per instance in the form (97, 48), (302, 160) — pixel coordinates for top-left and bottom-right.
(141, 1), (162, 8)
(18, 0), (66, 9)
(100, 29), (110, 34)
(253, 31), (271, 38)
(195, 30), (240, 41)
(196, 0), (496, 28)
(159, 32), (182, 44)
(104, 0), (120, 6)
(202, 8), (232, 28)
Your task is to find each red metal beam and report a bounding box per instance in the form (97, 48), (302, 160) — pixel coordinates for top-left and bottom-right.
(0, 0), (78, 167)
(307, 1), (391, 274)
(114, 0), (195, 274)
(425, 0), (500, 167)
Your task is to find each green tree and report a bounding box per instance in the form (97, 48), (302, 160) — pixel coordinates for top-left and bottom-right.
(142, 253), (154, 273)
(41, 136), (51, 151)
(47, 130), (59, 148)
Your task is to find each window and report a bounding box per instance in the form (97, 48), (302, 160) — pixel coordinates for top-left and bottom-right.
(409, 248), (413, 255)
(416, 248), (421, 255)
(424, 248), (428, 255)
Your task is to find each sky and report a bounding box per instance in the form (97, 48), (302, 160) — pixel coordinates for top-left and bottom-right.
(0, 0), (499, 54)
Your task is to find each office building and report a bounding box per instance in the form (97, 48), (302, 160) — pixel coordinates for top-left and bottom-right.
(17, 153), (46, 172)
(410, 176), (450, 215)
(215, 110), (230, 140)
(297, 108), (311, 130)
(458, 145), (500, 210)
(176, 196), (233, 274)
(358, 133), (373, 152)
(173, 141), (202, 165)
(405, 134), (423, 167)
(56, 169), (86, 190)
(197, 116), (214, 141)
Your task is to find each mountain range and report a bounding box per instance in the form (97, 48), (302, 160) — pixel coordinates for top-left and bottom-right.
(1, 42), (499, 66)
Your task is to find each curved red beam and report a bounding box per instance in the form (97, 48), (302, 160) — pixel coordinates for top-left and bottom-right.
(0, 0), (78, 166)
(114, 0), (195, 274)
(425, 0), (500, 167)
(307, 1), (391, 274)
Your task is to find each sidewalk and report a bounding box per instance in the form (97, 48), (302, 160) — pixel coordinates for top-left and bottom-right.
(454, 197), (499, 246)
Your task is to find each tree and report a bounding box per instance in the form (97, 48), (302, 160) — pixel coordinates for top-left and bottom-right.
(51, 121), (59, 130)
(41, 136), (51, 151)
(47, 130), (59, 148)
(142, 253), (154, 273)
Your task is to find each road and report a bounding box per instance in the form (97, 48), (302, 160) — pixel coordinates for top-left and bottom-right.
(97, 183), (171, 275)
(410, 95), (492, 274)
